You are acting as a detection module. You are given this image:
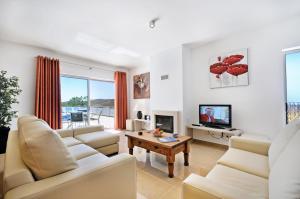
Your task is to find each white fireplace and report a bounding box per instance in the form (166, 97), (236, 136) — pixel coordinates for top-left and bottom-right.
(152, 110), (179, 133)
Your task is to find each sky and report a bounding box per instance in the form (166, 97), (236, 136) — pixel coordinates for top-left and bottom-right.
(286, 51), (300, 102)
(61, 76), (114, 102)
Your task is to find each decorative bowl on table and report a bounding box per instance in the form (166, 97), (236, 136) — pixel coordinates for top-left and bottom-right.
(153, 128), (164, 137)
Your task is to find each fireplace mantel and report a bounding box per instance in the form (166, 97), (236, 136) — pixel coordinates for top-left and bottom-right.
(152, 110), (179, 133)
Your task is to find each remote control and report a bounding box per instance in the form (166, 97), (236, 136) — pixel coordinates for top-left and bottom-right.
(192, 124), (201, 127)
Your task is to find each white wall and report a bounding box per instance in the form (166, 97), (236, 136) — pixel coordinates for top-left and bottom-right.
(182, 46), (193, 130)
(150, 46), (183, 111)
(184, 17), (300, 138)
(0, 40), (128, 130)
(128, 46), (184, 131)
(149, 46), (184, 133)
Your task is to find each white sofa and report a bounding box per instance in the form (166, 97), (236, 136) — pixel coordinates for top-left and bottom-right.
(3, 116), (137, 199)
(183, 119), (300, 199)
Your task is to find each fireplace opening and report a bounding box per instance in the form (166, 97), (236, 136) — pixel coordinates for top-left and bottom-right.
(155, 115), (174, 133)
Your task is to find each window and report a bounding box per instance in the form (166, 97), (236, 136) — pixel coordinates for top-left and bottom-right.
(61, 76), (114, 129)
(285, 51), (300, 123)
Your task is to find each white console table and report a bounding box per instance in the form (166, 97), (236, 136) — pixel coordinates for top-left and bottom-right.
(126, 119), (151, 131)
(186, 124), (243, 146)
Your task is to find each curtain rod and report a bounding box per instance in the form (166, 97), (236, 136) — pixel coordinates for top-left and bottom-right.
(282, 46), (300, 52)
(60, 60), (116, 72)
(35, 56), (117, 72)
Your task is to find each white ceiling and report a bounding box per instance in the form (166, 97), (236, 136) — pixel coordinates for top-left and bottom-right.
(0, 0), (300, 68)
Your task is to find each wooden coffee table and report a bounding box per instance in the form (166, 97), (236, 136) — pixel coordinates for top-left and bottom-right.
(125, 131), (192, 178)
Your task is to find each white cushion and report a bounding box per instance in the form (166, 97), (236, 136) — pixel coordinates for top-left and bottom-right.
(217, 148), (269, 178)
(19, 120), (78, 180)
(73, 125), (104, 136)
(68, 144), (98, 160)
(269, 119), (300, 167)
(269, 129), (300, 199)
(207, 165), (268, 198)
(62, 137), (82, 147)
(75, 131), (119, 149)
(77, 153), (109, 167)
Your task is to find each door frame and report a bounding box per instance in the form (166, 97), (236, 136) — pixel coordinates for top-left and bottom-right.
(60, 74), (115, 127)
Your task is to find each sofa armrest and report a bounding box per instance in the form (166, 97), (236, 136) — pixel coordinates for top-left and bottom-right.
(55, 129), (73, 138)
(73, 125), (105, 136)
(229, 136), (271, 156)
(183, 174), (251, 199)
(5, 153), (136, 199)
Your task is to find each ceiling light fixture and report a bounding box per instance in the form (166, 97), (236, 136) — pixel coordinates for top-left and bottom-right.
(149, 18), (159, 29)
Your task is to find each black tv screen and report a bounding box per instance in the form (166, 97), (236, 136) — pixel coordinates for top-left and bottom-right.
(199, 104), (232, 128)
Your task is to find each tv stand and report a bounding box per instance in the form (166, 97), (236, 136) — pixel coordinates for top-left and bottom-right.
(204, 124), (225, 129)
(186, 124), (243, 146)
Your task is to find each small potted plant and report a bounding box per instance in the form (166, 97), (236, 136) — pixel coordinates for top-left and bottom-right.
(0, 70), (22, 153)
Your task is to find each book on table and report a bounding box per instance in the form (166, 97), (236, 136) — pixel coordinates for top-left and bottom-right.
(158, 136), (177, 143)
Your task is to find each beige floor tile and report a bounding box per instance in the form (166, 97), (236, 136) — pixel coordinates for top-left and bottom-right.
(118, 131), (227, 199)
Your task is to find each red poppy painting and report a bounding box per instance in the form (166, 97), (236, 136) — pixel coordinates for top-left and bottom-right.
(209, 49), (248, 88)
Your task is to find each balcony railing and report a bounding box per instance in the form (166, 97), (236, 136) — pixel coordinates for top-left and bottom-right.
(287, 102), (300, 123)
(61, 106), (115, 129)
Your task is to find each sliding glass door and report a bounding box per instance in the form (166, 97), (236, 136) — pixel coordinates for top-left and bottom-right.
(61, 76), (114, 129)
(90, 80), (115, 128)
(286, 51), (300, 123)
(61, 77), (88, 128)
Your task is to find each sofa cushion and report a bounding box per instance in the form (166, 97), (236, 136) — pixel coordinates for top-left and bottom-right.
(68, 144), (98, 160)
(62, 137), (82, 147)
(207, 164), (268, 198)
(269, 119), (300, 168)
(75, 131), (119, 149)
(269, 129), (300, 199)
(19, 120), (78, 180)
(183, 173), (261, 199)
(217, 148), (269, 178)
(55, 129), (74, 138)
(73, 125), (104, 136)
(76, 153), (109, 167)
(96, 143), (119, 155)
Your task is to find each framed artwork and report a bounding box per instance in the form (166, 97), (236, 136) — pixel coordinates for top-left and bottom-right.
(133, 72), (150, 99)
(209, 48), (248, 88)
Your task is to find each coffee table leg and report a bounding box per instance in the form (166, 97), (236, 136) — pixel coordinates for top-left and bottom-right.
(184, 153), (189, 166)
(128, 137), (134, 155)
(184, 142), (190, 166)
(129, 148), (133, 155)
(167, 153), (175, 178)
(168, 163), (174, 178)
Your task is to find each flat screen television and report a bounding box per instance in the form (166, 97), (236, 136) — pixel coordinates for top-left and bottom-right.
(199, 104), (232, 128)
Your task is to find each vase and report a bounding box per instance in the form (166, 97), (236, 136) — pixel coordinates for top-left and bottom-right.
(0, 126), (10, 154)
(137, 111), (143, 119)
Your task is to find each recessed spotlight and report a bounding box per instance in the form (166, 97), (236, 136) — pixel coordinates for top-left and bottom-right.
(149, 18), (159, 29)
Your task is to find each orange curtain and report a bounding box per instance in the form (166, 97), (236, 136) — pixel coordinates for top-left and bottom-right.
(35, 56), (62, 129)
(114, 71), (128, 129)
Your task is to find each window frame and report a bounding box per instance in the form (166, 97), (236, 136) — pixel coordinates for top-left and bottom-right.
(284, 49), (300, 124)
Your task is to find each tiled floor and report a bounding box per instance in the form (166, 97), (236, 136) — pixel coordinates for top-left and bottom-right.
(117, 131), (228, 199)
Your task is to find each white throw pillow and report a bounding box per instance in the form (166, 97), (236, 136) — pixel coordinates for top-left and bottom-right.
(19, 120), (78, 180)
(268, 119), (300, 167)
(17, 115), (38, 130)
(269, 129), (300, 199)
